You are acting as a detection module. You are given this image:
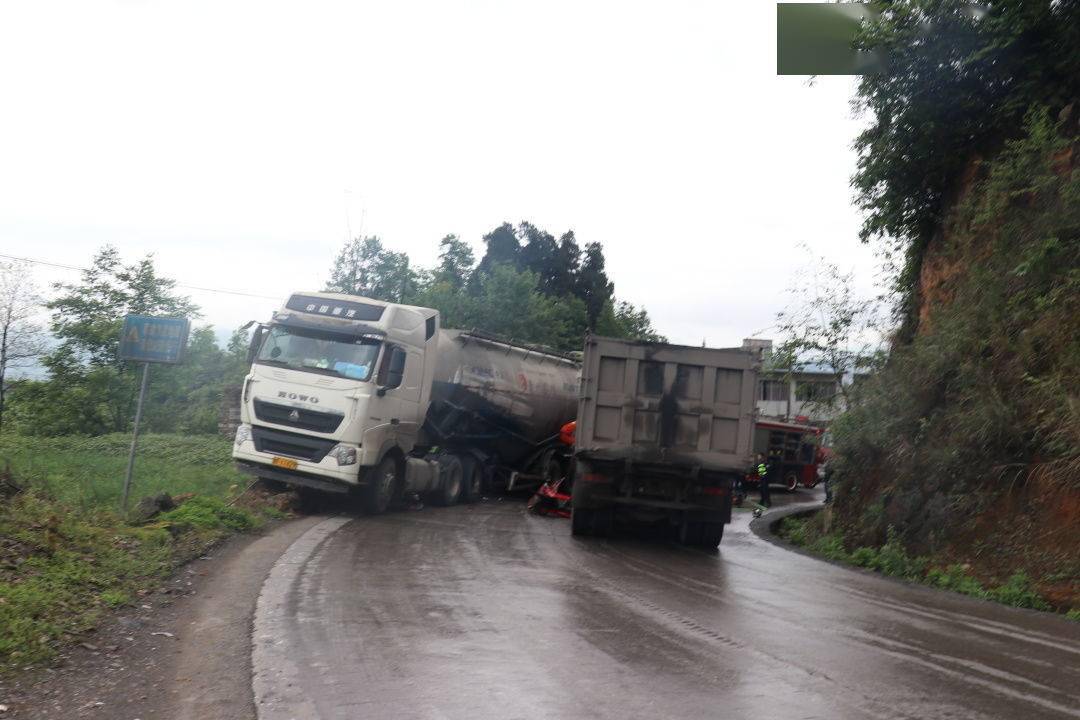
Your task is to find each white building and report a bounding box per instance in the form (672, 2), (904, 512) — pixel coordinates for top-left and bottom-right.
(742, 339), (855, 426)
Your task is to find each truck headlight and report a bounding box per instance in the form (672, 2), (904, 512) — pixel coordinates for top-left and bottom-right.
(329, 444), (358, 466)
(234, 424), (252, 446)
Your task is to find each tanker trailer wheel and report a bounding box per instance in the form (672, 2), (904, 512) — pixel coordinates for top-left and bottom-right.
(432, 454), (464, 506)
(363, 456), (401, 515)
(459, 455), (483, 503)
(784, 470), (800, 492)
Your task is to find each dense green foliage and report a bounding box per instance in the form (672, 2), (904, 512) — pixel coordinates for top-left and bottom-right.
(852, 0), (1080, 327)
(0, 491), (176, 667)
(0, 434), (246, 510)
(819, 0), (1080, 604)
(831, 110), (1079, 550)
(327, 220), (664, 350)
(778, 516), (1054, 611)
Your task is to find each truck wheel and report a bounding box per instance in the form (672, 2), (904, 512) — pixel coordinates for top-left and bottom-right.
(571, 507), (593, 536)
(698, 522), (724, 549)
(459, 456), (483, 503)
(785, 470), (800, 492)
(678, 519), (702, 546)
(363, 456), (400, 515)
(432, 454), (463, 506)
(590, 508), (614, 538)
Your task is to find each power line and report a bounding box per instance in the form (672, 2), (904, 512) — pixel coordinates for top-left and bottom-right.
(0, 252), (282, 301)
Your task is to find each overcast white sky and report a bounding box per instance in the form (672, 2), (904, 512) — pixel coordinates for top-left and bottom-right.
(0, 0), (882, 350)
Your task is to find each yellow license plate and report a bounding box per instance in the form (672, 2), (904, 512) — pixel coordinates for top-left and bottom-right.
(272, 456), (298, 470)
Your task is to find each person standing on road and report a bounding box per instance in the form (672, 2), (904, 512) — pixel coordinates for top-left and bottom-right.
(756, 453), (771, 508)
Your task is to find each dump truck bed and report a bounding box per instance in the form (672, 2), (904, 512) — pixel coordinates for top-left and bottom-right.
(575, 336), (758, 472)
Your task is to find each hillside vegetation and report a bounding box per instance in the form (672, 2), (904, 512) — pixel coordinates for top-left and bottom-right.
(822, 1), (1080, 610)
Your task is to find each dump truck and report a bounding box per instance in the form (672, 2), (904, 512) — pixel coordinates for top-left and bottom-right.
(231, 291), (579, 512)
(571, 336), (759, 547)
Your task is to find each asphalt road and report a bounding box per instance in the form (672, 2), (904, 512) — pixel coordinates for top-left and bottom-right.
(252, 493), (1080, 720)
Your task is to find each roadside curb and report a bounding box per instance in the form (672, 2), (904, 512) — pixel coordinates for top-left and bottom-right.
(748, 501), (822, 547)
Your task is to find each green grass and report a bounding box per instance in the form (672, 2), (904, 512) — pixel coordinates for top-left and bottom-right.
(777, 516), (1058, 614)
(0, 433), (273, 671)
(0, 433), (246, 512)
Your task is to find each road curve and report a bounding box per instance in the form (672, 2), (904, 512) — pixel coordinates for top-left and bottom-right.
(252, 498), (1080, 720)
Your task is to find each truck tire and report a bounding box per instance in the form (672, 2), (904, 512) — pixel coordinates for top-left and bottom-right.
(785, 470), (800, 492)
(590, 508), (614, 538)
(678, 519), (702, 546)
(432, 454), (463, 506)
(571, 507), (593, 536)
(363, 456), (401, 515)
(459, 456), (483, 503)
(698, 522), (724, 549)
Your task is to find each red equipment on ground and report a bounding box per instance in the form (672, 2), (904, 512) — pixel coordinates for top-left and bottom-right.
(528, 421), (577, 518)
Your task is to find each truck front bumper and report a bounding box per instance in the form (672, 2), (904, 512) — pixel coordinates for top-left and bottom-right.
(232, 441), (362, 492)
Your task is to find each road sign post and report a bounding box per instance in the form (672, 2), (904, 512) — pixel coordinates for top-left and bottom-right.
(121, 362), (151, 511)
(118, 315), (190, 512)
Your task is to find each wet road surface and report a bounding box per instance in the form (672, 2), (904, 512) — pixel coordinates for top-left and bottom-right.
(253, 494), (1080, 720)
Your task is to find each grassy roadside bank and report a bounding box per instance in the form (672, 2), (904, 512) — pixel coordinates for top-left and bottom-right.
(776, 510), (1080, 621)
(0, 434), (286, 670)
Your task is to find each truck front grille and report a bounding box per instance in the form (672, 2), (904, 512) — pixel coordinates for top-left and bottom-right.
(253, 399), (344, 433)
(251, 426), (337, 463)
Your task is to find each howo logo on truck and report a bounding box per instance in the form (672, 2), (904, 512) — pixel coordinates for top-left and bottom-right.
(278, 391), (320, 404)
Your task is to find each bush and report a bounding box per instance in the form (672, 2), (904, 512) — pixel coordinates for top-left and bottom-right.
(926, 564), (987, 598)
(987, 572), (1051, 611)
(850, 546), (879, 568)
(809, 534), (850, 562)
(160, 496), (257, 533)
(778, 517), (810, 547)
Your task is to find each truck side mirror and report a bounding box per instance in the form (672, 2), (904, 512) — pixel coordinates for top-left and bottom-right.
(385, 347), (406, 389)
(246, 325), (267, 364)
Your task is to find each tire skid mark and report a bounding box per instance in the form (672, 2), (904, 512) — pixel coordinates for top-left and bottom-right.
(841, 586), (1080, 657)
(570, 549), (920, 720)
(252, 515), (354, 720)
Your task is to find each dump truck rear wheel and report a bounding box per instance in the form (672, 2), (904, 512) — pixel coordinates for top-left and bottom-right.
(571, 507), (593, 536)
(590, 508), (614, 538)
(699, 522), (724, 549)
(678, 519), (702, 546)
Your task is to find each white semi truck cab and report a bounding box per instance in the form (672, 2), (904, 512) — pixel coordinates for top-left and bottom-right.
(232, 291), (579, 512)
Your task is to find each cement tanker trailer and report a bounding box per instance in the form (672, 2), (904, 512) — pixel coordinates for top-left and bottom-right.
(232, 291), (580, 513)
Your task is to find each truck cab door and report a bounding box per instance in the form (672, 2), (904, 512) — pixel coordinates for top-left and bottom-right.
(372, 344), (426, 453)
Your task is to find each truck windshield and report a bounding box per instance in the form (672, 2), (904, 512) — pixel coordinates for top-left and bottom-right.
(255, 325), (380, 381)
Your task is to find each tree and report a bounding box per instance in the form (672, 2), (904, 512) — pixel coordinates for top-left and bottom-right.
(774, 254), (884, 415)
(471, 223), (521, 288)
(325, 236), (412, 301)
(432, 234), (475, 290)
(0, 261), (46, 431)
(576, 242), (614, 331)
(47, 247), (197, 370)
(550, 231), (582, 298)
(851, 1), (1080, 333)
(596, 299), (667, 343)
(43, 246), (199, 433)
(518, 222), (561, 295)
